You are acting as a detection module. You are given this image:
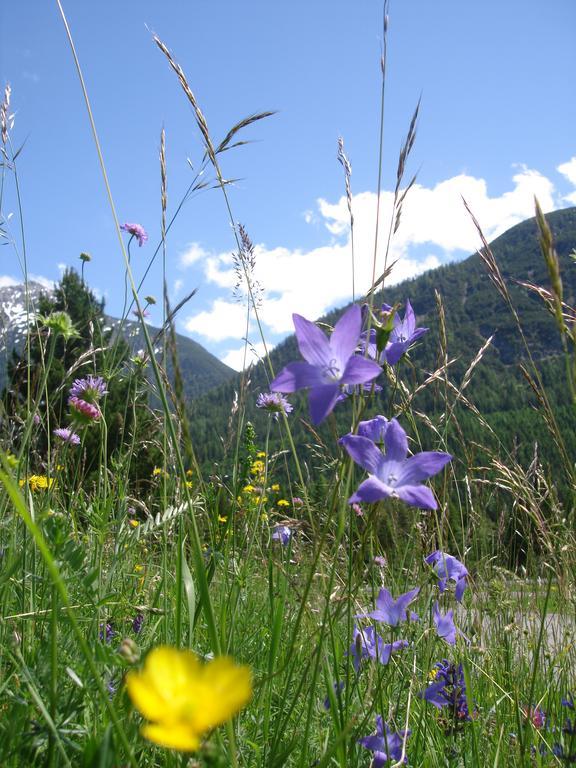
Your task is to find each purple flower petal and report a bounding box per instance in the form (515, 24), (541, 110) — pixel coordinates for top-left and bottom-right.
(349, 475), (389, 504)
(308, 384), (341, 424)
(341, 354), (382, 385)
(271, 361), (324, 392)
(398, 451), (452, 485)
(396, 484), (437, 510)
(357, 415), (389, 442)
(330, 305), (362, 365)
(340, 435), (384, 475)
(292, 314), (332, 367)
(384, 419), (409, 463)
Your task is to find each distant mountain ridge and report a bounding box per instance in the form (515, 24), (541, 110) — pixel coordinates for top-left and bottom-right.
(0, 281), (236, 400)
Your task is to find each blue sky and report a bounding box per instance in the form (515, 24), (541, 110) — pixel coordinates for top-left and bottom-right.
(1, 0), (575, 369)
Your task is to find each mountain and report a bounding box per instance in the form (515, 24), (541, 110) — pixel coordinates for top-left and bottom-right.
(189, 206), (576, 467)
(0, 281), (236, 400)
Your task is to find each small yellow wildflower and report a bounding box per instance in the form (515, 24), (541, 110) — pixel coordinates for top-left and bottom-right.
(277, 499), (290, 508)
(242, 484), (255, 494)
(260, 512), (269, 522)
(129, 519), (139, 528)
(186, 469), (193, 477)
(256, 451), (266, 458)
(428, 668), (439, 680)
(126, 646), (252, 752)
(270, 483), (280, 492)
(19, 475), (55, 492)
(218, 515), (227, 524)
(185, 481), (193, 489)
(250, 460), (265, 475)
(152, 467), (169, 478)
(134, 564), (145, 573)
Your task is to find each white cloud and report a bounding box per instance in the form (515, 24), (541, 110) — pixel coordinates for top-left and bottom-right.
(558, 157), (576, 204)
(0, 276), (19, 288)
(221, 342), (271, 371)
(183, 299), (248, 342)
(181, 165), (561, 343)
(173, 278), (184, 296)
(180, 242), (209, 267)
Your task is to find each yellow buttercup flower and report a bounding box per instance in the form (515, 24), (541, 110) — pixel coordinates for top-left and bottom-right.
(19, 475), (55, 492)
(270, 483), (280, 492)
(277, 499), (290, 507)
(129, 519), (139, 528)
(126, 646), (252, 752)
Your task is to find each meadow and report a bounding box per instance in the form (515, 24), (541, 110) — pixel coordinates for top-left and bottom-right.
(0, 7), (575, 767)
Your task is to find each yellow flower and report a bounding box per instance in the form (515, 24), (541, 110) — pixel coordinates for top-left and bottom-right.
(256, 451), (266, 458)
(134, 564), (145, 573)
(260, 512), (269, 522)
(185, 481), (193, 489)
(129, 519), (139, 528)
(218, 515), (227, 523)
(152, 467), (169, 478)
(126, 647), (252, 752)
(277, 499), (290, 507)
(186, 469), (194, 477)
(242, 484), (255, 494)
(270, 483), (280, 492)
(20, 475), (55, 492)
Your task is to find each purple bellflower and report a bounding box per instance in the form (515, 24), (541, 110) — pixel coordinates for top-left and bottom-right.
(355, 586), (419, 627)
(323, 680), (345, 711)
(120, 222), (148, 247)
(271, 525), (292, 545)
(433, 602), (458, 645)
(348, 625), (408, 672)
(341, 418), (451, 510)
(425, 551), (469, 602)
(359, 716), (410, 765)
(383, 300), (428, 365)
(270, 305), (382, 424)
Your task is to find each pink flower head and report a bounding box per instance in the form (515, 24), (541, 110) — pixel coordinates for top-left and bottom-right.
(120, 222), (148, 247)
(69, 396), (101, 423)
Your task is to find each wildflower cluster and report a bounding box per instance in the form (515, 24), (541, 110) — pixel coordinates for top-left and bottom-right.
(19, 474), (55, 492)
(419, 661), (472, 728)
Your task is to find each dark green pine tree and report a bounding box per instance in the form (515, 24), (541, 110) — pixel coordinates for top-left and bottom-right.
(4, 267), (160, 486)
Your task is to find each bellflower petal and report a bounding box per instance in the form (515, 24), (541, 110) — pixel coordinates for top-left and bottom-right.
(399, 451), (452, 485)
(330, 304), (362, 365)
(341, 355), (382, 384)
(384, 419), (409, 463)
(396, 484), (437, 510)
(357, 415), (389, 442)
(349, 476), (390, 504)
(292, 314), (332, 367)
(308, 384), (341, 425)
(270, 361), (324, 392)
(339, 435), (384, 475)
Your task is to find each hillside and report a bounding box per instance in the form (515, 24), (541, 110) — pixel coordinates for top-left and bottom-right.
(0, 281), (236, 401)
(190, 206), (576, 467)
